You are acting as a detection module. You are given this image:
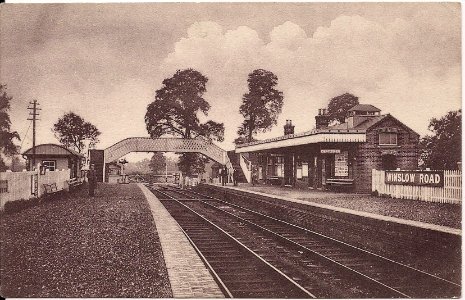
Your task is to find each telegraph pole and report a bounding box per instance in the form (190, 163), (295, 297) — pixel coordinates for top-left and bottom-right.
(27, 100), (41, 169)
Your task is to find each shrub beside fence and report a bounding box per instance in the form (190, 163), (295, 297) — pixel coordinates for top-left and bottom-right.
(372, 169), (461, 204)
(0, 169), (71, 209)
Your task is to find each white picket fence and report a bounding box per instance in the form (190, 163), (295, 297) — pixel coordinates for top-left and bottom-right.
(372, 169), (462, 204)
(0, 169), (71, 209)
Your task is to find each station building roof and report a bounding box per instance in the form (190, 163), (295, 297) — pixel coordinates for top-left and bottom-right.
(235, 113), (417, 153)
(347, 104), (381, 112)
(22, 144), (85, 158)
(329, 115), (387, 130)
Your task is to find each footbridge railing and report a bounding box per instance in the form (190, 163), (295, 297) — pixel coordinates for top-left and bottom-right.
(103, 137), (233, 180)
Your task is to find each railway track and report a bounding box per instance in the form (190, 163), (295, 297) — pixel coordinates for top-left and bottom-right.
(197, 185), (461, 282)
(151, 186), (461, 298)
(150, 188), (314, 298)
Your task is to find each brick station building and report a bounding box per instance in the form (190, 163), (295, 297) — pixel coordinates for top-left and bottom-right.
(235, 104), (420, 193)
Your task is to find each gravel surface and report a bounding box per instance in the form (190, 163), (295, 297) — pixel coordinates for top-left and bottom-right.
(0, 183), (172, 298)
(229, 184), (462, 229)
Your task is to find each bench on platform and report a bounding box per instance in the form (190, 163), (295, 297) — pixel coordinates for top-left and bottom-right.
(67, 177), (84, 190)
(43, 183), (59, 195)
(325, 178), (354, 190)
(266, 176), (282, 185)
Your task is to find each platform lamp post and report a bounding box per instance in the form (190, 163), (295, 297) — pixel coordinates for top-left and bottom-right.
(164, 162), (168, 183)
(244, 115), (254, 182)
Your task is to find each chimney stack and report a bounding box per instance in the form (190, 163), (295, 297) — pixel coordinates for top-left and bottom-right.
(315, 108), (330, 129)
(284, 119), (295, 135)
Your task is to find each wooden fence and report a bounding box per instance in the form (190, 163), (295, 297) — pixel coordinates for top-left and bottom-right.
(372, 169), (461, 204)
(0, 169), (71, 209)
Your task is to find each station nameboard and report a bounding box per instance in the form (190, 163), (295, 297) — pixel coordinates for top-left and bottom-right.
(385, 170), (444, 187)
(321, 149), (340, 154)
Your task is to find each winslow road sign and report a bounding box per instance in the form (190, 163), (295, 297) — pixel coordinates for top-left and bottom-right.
(385, 170), (444, 187)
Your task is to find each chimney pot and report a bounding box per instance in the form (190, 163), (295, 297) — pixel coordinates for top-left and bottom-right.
(284, 119), (295, 135)
(315, 109), (330, 129)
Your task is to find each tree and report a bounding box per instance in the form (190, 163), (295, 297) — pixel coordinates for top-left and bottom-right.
(52, 112), (101, 153)
(178, 152), (209, 176)
(238, 69), (284, 142)
(420, 110), (461, 170)
(10, 155), (26, 172)
(234, 136), (257, 146)
(145, 69), (225, 175)
(327, 93), (359, 124)
(149, 152), (166, 174)
(0, 84), (20, 171)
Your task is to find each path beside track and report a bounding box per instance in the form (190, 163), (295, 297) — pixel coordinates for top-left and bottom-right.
(138, 183), (224, 298)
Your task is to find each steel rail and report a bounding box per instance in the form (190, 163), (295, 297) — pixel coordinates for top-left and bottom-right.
(189, 187), (461, 287)
(173, 187), (461, 298)
(170, 189), (411, 297)
(150, 189), (233, 298)
(153, 188), (316, 298)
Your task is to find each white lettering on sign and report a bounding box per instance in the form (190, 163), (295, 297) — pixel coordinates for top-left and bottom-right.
(385, 171), (444, 187)
(386, 172), (416, 183)
(419, 174), (441, 184)
(321, 149), (340, 154)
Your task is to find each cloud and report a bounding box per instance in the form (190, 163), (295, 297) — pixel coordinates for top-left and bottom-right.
(3, 5), (460, 153)
(269, 21), (307, 50)
(161, 14), (460, 148)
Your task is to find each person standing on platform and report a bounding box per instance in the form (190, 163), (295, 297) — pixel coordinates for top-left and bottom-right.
(218, 167), (223, 185)
(222, 165), (228, 186)
(88, 164), (97, 196)
(252, 166), (258, 186)
(233, 168), (238, 186)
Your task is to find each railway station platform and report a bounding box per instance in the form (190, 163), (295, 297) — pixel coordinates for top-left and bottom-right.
(208, 183), (461, 236)
(138, 184), (225, 298)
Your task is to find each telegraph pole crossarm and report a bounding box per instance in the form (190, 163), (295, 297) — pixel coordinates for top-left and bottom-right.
(27, 100), (41, 170)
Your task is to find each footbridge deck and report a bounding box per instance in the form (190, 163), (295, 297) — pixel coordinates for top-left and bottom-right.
(101, 137), (233, 181)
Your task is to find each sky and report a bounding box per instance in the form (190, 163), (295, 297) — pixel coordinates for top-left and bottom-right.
(1, 3), (461, 161)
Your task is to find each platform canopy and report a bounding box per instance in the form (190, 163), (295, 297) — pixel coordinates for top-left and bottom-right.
(235, 129), (366, 153)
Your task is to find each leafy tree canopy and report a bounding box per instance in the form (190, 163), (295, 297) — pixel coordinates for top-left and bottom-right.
(420, 110), (461, 170)
(327, 93), (359, 124)
(238, 69), (284, 142)
(233, 136), (257, 146)
(178, 152), (209, 176)
(145, 69), (224, 142)
(149, 152), (166, 174)
(145, 69), (225, 175)
(0, 84), (20, 171)
(52, 112), (101, 153)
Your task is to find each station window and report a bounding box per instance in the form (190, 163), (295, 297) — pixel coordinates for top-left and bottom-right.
(296, 157), (302, 179)
(302, 163), (309, 177)
(42, 160), (56, 171)
(0, 180), (8, 193)
(379, 133), (397, 146)
(268, 156), (284, 177)
(296, 156), (307, 179)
